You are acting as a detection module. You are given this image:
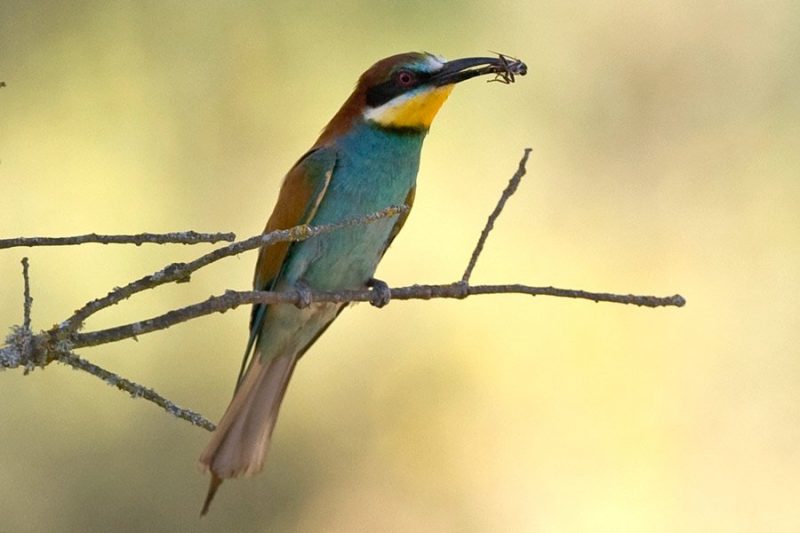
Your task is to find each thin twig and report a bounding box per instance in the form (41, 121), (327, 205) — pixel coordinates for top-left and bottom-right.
(21, 257), (32, 331)
(4, 258), (39, 372)
(462, 148), (532, 283)
(1, 149), (687, 433)
(57, 351), (215, 431)
(70, 284), (685, 348)
(0, 231), (236, 249)
(61, 205), (408, 332)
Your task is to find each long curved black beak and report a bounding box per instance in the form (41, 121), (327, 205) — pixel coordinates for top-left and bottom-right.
(431, 55), (527, 86)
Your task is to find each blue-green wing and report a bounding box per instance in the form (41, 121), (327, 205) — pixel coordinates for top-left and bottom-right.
(236, 147), (337, 388)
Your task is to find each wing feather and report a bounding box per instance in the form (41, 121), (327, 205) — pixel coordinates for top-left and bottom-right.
(236, 147), (337, 388)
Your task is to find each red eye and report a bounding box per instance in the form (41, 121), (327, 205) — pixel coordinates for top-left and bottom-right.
(396, 70), (415, 87)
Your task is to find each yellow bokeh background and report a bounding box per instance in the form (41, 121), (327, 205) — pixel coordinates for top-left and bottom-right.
(2, 1), (799, 532)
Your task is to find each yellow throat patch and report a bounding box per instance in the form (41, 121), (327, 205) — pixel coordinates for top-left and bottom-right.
(364, 85), (455, 129)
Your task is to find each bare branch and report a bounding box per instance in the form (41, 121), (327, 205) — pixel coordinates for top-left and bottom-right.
(2, 148), (686, 432)
(61, 205), (408, 332)
(70, 283), (685, 348)
(1, 328), (31, 370)
(57, 351), (215, 431)
(21, 257), (32, 331)
(0, 231), (236, 249)
(0, 259), (38, 371)
(462, 148), (532, 283)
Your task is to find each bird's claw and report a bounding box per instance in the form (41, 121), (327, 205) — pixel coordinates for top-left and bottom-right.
(367, 278), (391, 308)
(294, 282), (313, 309)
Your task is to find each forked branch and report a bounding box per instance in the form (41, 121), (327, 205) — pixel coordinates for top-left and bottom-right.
(0, 149), (685, 430)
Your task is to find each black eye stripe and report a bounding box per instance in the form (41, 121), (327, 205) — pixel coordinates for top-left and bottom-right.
(365, 71), (433, 108)
(365, 80), (402, 107)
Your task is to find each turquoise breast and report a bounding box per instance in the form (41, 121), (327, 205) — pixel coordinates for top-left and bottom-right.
(283, 121), (426, 290)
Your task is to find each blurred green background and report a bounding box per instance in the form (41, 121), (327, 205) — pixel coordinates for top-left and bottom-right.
(2, 1), (799, 532)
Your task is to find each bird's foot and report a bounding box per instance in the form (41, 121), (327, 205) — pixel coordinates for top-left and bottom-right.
(294, 281), (313, 309)
(367, 278), (391, 308)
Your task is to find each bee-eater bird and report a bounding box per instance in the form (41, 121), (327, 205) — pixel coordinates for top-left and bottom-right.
(199, 51), (525, 515)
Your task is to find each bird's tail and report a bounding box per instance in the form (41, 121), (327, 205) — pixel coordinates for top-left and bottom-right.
(198, 351), (298, 516)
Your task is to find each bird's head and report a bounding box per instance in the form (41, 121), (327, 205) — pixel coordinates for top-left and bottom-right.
(317, 52), (526, 142)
